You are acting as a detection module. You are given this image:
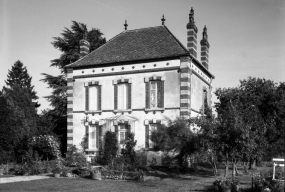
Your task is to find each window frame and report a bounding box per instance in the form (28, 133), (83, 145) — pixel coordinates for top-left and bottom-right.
(85, 81), (102, 113)
(87, 124), (102, 151)
(144, 119), (162, 150)
(113, 78), (132, 113)
(144, 75), (165, 113)
(202, 87), (208, 114)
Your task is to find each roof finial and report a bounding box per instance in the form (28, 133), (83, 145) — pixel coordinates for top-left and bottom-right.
(203, 25), (208, 40)
(124, 20), (128, 30)
(161, 14), (166, 25)
(189, 7), (195, 23)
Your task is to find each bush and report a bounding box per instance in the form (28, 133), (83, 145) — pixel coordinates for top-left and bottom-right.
(64, 145), (87, 168)
(31, 135), (61, 160)
(52, 167), (61, 174)
(100, 131), (118, 165)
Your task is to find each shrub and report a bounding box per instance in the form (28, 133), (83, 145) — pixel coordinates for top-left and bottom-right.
(100, 131), (118, 165)
(30, 135), (61, 160)
(52, 167), (61, 174)
(64, 145), (87, 168)
(121, 132), (137, 165)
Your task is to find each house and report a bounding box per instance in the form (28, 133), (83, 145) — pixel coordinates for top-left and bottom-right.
(65, 8), (214, 163)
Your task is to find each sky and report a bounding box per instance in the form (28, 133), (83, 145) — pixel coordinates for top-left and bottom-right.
(0, 0), (284, 113)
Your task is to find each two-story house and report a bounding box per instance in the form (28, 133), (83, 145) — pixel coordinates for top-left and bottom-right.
(65, 8), (214, 163)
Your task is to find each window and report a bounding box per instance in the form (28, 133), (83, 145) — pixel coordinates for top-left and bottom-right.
(145, 119), (162, 149)
(145, 76), (164, 109)
(118, 83), (129, 110)
(203, 89), (208, 113)
(89, 125), (99, 149)
(85, 81), (101, 111)
(116, 124), (129, 144)
(89, 86), (99, 111)
(114, 78), (132, 110)
(148, 124), (157, 148)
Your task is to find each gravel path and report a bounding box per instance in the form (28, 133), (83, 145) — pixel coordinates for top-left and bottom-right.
(0, 175), (52, 184)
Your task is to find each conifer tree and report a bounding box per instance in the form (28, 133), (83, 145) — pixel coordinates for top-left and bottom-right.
(5, 60), (40, 107)
(41, 21), (106, 154)
(42, 21), (106, 116)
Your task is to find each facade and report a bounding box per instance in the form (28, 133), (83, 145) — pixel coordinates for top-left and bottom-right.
(66, 8), (214, 163)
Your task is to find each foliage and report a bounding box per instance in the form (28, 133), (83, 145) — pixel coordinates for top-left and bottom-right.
(36, 110), (56, 136)
(121, 132), (137, 165)
(41, 21), (106, 116)
(150, 118), (199, 166)
(52, 167), (62, 174)
(0, 86), (38, 163)
(5, 60), (39, 107)
(100, 131), (118, 165)
(31, 135), (61, 160)
(215, 78), (285, 164)
(64, 145), (87, 168)
(213, 177), (240, 188)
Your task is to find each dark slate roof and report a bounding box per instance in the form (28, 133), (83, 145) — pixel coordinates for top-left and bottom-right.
(66, 26), (189, 68)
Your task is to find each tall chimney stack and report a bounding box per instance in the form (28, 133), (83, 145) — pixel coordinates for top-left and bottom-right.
(200, 26), (210, 69)
(186, 7), (198, 58)
(79, 30), (90, 58)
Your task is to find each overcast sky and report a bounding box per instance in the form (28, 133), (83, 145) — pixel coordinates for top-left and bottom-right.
(1, 0), (284, 113)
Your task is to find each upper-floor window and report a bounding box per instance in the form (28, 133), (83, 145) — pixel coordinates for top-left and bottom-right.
(114, 78), (132, 110)
(203, 88), (208, 113)
(118, 83), (129, 110)
(85, 81), (101, 111)
(145, 76), (165, 109)
(89, 86), (99, 111)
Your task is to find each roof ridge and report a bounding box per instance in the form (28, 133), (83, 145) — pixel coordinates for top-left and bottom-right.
(125, 25), (164, 32)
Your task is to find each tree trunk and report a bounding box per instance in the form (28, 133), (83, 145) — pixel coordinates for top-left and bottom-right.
(249, 157), (256, 170)
(224, 160), (229, 177)
(243, 161), (248, 174)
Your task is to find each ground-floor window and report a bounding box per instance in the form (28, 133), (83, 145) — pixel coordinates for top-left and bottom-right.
(146, 124), (158, 149)
(118, 124), (129, 144)
(89, 125), (99, 149)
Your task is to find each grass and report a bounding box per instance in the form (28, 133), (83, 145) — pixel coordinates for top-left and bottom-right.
(0, 165), (273, 192)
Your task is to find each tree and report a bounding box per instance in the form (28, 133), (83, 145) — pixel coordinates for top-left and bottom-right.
(101, 131), (118, 165)
(193, 108), (220, 176)
(41, 21), (106, 154)
(0, 85), (38, 162)
(121, 132), (137, 165)
(41, 21), (106, 116)
(36, 109), (56, 136)
(213, 77), (285, 177)
(151, 118), (199, 167)
(5, 60), (40, 108)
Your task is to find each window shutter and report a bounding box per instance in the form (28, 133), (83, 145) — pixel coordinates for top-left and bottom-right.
(86, 126), (89, 149)
(145, 82), (150, 109)
(145, 125), (149, 149)
(98, 126), (102, 149)
(98, 86), (102, 110)
(128, 83), (132, 109)
(85, 86), (89, 111)
(157, 81), (164, 108)
(96, 126), (99, 148)
(114, 84), (118, 110)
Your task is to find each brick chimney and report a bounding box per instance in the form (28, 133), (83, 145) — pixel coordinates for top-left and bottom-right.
(79, 30), (90, 58)
(200, 26), (210, 69)
(186, 7), (198, 58)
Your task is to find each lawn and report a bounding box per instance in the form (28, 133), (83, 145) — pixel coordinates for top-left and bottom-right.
(0, 166), (272, 192)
